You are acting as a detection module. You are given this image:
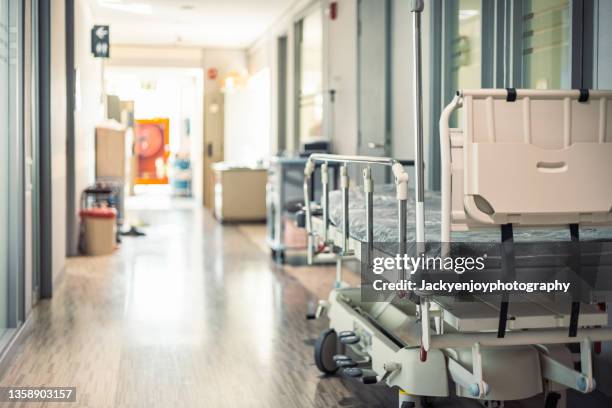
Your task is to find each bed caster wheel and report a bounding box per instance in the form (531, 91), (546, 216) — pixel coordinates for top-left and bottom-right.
(344, 367), (378, 384)
(340, 335), (360, 345)
(338, 330), (359, 344)
(343, 367), (363, 378)
(544, 392), (561, 408)
(314, 329), (339, 374)
(337, 359), (357, 368)
(333, 355), (356, 367)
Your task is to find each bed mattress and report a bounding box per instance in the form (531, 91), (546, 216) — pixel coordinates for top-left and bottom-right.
(328, 184), (612, 243)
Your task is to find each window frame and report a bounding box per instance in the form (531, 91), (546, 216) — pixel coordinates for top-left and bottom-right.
(428, 0), (595, 190)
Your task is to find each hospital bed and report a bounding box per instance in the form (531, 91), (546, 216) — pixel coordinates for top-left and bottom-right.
(305, 87), (612, 406)
(302, 3), (612, 406)
(303, 86), (612, 407)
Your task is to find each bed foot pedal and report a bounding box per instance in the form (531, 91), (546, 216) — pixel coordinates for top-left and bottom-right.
(342, 367), (363, 378)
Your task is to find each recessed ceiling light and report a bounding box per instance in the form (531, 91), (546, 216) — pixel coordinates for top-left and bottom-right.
(180, 5), (194, 10)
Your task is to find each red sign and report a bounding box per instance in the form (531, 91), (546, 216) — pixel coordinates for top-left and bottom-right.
(207, 68), (218, 80)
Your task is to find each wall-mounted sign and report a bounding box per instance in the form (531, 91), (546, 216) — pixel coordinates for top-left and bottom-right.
(91, 25), (110, 58)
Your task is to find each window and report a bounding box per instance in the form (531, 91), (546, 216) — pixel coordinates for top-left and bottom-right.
(444, 0), (483, 127)
(0, 0), (20, 342)
(521, 0), (571, 89)
(295, 8), (323, 144)
(449, 0), (482, 92)
(0, 0), (11, 339)
(429, 0), (593, 189)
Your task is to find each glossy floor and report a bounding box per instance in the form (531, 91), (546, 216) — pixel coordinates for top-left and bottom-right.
(0, 198), (611, 407)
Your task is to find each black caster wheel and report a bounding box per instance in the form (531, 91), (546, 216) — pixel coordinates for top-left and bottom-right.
(314, 328), (339, 374)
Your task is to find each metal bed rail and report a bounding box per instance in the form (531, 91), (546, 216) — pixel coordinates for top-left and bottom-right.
(303, 154), (411, 284)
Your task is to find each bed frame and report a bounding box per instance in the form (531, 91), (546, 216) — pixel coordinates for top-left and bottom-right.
(304, 87), (612, 407)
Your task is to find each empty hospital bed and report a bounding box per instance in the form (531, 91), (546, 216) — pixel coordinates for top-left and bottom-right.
(303, 87), (612, 407)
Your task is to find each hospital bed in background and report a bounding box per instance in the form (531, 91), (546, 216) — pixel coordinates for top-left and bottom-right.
(303, 87), (612, 406)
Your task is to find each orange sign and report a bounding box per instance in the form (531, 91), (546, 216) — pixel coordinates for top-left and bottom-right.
(134, 118), (170, 185)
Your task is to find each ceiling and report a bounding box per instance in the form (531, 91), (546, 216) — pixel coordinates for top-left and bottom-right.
(87, 0), (296, 48)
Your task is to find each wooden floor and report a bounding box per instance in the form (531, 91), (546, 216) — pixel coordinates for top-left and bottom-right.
(0, 200), (611, 407)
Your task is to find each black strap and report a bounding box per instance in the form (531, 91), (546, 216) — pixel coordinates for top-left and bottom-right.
(578, 89), (589, 103)
(569, 224), (581, 337)
(506, 88), (517, 102)
(498, 224), (515, 338)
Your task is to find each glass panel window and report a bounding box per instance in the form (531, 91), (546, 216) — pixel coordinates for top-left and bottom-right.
(522, 0), (571, 89)
(297, 9), (323, 142)
(0, 0), (10, 337)
(450, 0), (482, 91)
(447, 0), (482, 126)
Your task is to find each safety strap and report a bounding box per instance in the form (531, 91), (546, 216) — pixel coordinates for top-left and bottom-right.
(506, 88), (517, 102)
(497, 223), (515, 338)
(569, 223), (581, 337)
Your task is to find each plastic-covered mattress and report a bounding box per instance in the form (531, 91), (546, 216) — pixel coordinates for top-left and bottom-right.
(328, 184), (612, 243)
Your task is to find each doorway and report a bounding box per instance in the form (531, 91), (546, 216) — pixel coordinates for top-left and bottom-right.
(104, 67), (205, 208)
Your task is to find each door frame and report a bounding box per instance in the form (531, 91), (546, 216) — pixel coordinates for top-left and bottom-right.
(38, 0), (53, 299)
(356, 0), (392, 183)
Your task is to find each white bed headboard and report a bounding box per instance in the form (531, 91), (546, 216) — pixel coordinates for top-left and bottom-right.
(440, 89), (612, 240)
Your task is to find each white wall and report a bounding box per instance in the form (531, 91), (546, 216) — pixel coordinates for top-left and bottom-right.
(224, 69), (271, 164)
(51, 0), (67, 280)
(247, 0), (431, 176)
(69, 0), (104, 255)
(247, 0), (316, 155)
(201, 49), (247, 206)
(248, 0), (355, 155)
(325, 0), (358, 156)
(108, 45), (205, 68)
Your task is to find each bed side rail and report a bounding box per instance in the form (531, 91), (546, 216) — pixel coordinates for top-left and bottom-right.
(303, 154), (411, 265)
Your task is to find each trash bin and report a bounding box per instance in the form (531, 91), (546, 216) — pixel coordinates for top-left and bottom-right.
(80, 208), (117, 255)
